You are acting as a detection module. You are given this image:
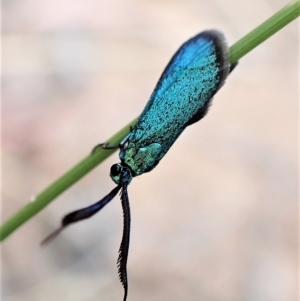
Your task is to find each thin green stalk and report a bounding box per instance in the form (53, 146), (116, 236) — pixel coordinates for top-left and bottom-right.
(1, 118), (137, 241)
(1, 0), (299, 242)
(229, 0), (300, 63)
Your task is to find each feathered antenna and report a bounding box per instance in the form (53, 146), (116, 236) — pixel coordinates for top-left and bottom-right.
(117, 183), (131, 301)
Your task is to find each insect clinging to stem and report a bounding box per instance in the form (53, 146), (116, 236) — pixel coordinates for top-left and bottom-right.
(43, 30), (237, 301)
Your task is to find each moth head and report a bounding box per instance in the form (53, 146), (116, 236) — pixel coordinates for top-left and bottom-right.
(110, 163), (132, 185)
(110, 163), (123, 184)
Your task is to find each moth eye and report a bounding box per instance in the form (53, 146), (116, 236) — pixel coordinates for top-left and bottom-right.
(110, 164), (122, 177)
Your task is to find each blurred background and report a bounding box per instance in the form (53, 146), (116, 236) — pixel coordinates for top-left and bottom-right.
(2, 0), (298, 301)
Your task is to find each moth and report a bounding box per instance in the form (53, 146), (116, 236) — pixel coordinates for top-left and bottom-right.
(43, 30), (237, 301)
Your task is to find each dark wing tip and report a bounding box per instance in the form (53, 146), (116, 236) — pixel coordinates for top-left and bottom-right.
(193, 30), (231, 90)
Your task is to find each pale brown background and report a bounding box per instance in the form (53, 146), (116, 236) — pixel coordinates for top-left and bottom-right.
(2, 1), (298, 301)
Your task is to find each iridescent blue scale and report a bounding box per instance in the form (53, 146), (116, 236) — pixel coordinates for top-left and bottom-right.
(118, 31), (230, 177)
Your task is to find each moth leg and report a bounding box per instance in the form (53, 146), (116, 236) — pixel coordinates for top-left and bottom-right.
(92, 131), (132, 154)
(92, 142), (120, 154)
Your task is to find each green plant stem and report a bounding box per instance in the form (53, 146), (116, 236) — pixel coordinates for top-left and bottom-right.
(1, 118), (137, 241)
(229, 0), (300, 63)
(1, 0), (299, 242)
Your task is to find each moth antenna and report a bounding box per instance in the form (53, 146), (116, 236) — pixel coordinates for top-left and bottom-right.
(41, 185), (121, 246)
(117, 183), (131, 301)
(41, 227), (63, 246)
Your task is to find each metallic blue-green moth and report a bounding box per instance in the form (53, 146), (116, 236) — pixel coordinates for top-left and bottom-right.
(43, 30), (236, 301)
